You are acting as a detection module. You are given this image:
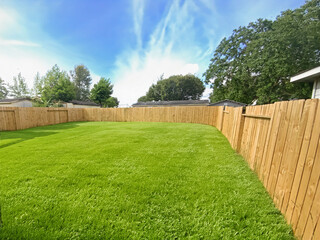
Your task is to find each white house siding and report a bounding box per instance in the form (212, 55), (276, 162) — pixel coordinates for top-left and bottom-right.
(0, 100), (32, 107)
(312, 79), (320, 99)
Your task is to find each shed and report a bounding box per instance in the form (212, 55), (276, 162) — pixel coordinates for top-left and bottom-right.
(209, 99), (246, 107)
(132, 100), (209, 107)
(0, 98), (33, 107)
(290, 66), (320, 99)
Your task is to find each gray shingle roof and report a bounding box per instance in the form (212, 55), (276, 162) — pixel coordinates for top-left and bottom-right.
(208, 99), (246, 107)
(0, 98), (31, 103)
(133, 100), (209, 106)
(69, 100), (99, 106)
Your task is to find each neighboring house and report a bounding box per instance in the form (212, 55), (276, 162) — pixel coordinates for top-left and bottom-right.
(290, 66), (320, 99)
(209, 99), (246, 107)
(132, 100), (209, 107)
(0, 98), (33, 107)
(63, 100), (100, 108)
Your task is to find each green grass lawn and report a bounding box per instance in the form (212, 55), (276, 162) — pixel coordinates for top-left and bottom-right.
(0, 122), (293, 239)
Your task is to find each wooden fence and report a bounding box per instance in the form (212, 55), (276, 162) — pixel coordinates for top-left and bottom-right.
(0, 107), (85, 130)
(0, 99), (319, 239)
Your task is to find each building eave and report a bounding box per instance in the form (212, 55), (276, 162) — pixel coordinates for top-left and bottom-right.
(290, 66), (320, 82)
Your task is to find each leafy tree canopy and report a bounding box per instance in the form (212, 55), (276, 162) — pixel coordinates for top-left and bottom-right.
(204, 0), (319, 104)
(9, 73), (29, 98)
(105, 96), (119, 108)
(32, 72), (44, 98)
(42, 64), (75, 103)
(71, 65), (92, 101)
(90, 77), (113, 107)
(138, 74), (205, 102)
(0, 77), (8, 99)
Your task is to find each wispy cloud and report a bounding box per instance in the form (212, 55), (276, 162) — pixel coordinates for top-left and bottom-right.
(132, 0), (144, 49)
(113, 0), (215, 105)
(0, 4), (98, 90)
(0, 38), (40, 47)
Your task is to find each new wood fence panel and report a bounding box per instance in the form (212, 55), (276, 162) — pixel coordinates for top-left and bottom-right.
(0, 107), (16, 130)
(290, 102), (320, 234)
(258, 104), (276, 182)
(274, 100), (305, 210)
(267, 101), (292, 196)
(262, 102), (281, 187)
(280, 100), (312, 215)
(253, 105), (271, 176)
(285, 99), (319, 223)
(295, 134), (320, 238)
(303, 175), (320, 240)
(248, 106), (261, 170)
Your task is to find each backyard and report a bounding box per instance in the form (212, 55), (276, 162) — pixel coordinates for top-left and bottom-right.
(0, 122), (293, 239)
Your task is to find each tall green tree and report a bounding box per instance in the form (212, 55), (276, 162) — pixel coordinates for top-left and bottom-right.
(204, 0), (318, 104)
(32, 72), (44, 98)
(70, 65), (92, 101)
(42, 65), (75, 103)
(138, 74), (205, 102)
(9, 73), (29, 98)
(90, 77), (113, 107)
(0, 78), (8, 99)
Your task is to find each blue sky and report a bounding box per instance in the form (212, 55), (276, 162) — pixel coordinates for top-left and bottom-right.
(0, 0), (305, 105)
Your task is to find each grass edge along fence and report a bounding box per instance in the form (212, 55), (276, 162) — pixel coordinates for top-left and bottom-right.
(1, 99), (319, 240)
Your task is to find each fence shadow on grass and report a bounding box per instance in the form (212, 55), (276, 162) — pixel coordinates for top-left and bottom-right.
(0, 122), (80, 149)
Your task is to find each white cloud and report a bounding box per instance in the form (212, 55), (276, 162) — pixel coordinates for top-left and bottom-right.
(0, 5), (100, 92)
(91, 73), (101, 85)
(0, 8), (21, 34)
(201, 86), (212, 100)
(0, 38), (40, 47)
(112, 0), (213, 106)
(132, 0), (144, 49)
(112, 53), (200, 105)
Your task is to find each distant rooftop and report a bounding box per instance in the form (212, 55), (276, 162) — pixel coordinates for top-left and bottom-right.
(69, 100), (99, 106)
(0, 98), (31, 103)
(132, 100), (209, 107)
(209, 99), (246, 107)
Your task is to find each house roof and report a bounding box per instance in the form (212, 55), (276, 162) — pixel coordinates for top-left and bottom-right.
(69, 100), (99, 106)
(132, 100), (209, 106)
(290, 66), (320, 82)
(208, 99), (246, 106)
(0, 98), (31, 103)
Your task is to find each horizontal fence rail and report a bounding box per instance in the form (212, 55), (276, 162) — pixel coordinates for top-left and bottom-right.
(0, 99), (319, 239)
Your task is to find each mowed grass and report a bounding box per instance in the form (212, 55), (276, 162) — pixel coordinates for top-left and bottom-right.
(0, 122), (293, 239)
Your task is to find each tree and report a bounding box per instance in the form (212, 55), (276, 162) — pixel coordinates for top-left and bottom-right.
(42, 65), (75, 103)
(32, 72), (44, 98)
(105, 97), (119, 108)
(9, 73), (29, 98)
(137, 95), (149, 102)
(138, 74), (205, 102)
(90, 77), (113, 107)
(70, 65), (92, 101)
(204, 0), (318, 104)
(0, 78), (8, 99)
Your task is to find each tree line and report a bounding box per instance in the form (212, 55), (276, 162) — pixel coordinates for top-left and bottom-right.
(138, 0), (319, 104)
(203, 0), (319, 104)
(1, 1), (319, 106)
(138, 74), (205, 102)
(0, 64), (119, 108)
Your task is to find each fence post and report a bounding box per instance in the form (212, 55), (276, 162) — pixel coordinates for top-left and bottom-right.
(234, 107), (245, 152)
(217, 106), (224, 131)
(14, 108), (21, 130)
